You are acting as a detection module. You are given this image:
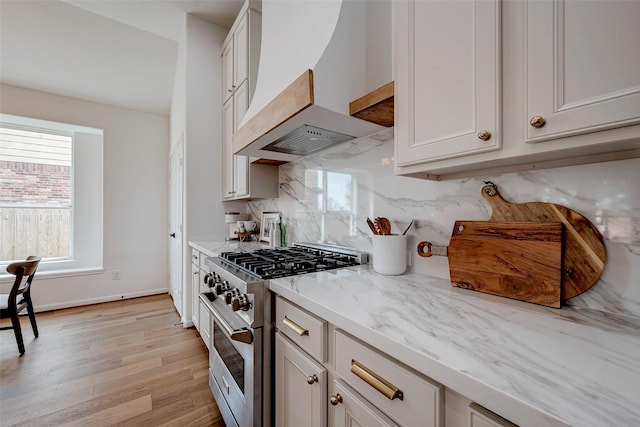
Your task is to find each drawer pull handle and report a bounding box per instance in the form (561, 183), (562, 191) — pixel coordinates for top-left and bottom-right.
(283, 316), (309, 336)
(351, 359), (404, 401)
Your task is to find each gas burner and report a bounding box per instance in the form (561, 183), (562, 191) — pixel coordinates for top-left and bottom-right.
(219, 243), (365, 280)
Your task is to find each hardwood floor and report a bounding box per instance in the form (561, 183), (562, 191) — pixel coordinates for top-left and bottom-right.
(0, 294), (225, 427)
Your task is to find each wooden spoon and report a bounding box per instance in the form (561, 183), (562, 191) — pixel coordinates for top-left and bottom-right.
(366, 218), (378, 235)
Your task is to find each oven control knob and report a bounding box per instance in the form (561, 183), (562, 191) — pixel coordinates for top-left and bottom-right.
(215, 281), (231, 295)
(224, 289), (240, 304)
(231, 294), (250, 311)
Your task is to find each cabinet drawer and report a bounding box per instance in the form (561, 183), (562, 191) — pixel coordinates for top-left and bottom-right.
(334, 330), (443, 427)
(469, 403), (517, 427)
(276, 297), (327, 362)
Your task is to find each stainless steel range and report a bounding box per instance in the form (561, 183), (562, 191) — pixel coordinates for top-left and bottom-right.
(200, 243), (366, 427)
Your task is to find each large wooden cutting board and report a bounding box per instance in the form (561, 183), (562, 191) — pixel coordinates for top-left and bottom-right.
(446, 221), (563, 308)
(481, 183), (606, 300)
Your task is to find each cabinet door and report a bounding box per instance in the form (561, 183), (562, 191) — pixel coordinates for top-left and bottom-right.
(222, 39), (234, 103)
(330, 379), (399, 427)
(198, 299), (211, 350)
(526, 0), (640, 143)
(191, 267), (200, 330)
(233, 12), (249, 89)
(468, 403), (516, 427)
(395, 0), (501, 165)
(275, 333), (327, 427)
(233, 80), (250, 198)
(222, 98), (235, 200)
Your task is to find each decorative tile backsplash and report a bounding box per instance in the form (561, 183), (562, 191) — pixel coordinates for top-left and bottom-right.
(247, 129), (640, 319)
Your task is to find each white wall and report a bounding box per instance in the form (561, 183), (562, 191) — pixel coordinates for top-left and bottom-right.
(170, 14), (246, 324)
(0, 83), (170, 311)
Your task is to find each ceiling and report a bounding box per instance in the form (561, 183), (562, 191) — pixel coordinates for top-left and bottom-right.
(0, 0), (244, 115)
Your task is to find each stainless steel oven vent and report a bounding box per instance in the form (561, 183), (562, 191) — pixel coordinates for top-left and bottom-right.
(262, 125), (354, 156)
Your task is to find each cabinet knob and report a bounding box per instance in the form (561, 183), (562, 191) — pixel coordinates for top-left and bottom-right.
(477, 130), (492, 141)
(530, 116), (546, 128)
(329, 394), (343, 406)
(306, 375), (318, 385)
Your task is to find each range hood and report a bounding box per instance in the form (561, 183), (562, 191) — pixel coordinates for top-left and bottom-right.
(232, 0), (390, 163)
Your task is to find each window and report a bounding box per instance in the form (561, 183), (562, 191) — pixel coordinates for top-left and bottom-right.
(0, 126), (73, 261)
(0, 114), (103, 276)
(305, 168), (357, 239)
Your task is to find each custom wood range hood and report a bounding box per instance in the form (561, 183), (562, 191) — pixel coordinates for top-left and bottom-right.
(232, 0), (391, 163)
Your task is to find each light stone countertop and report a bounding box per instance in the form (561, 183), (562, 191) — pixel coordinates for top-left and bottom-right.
(269, 266), (640, 427)
(189, 240), (267, 258)
(188, 241), (640, 426)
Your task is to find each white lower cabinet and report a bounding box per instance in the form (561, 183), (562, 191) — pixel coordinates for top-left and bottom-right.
(274, 296), (445, 427)
(198, 299), (211, 350)
(190, 249), (201, 331)
(330, 378), (398, 427)
(445, 388), (517, 427)
(275, 332), (327, 427)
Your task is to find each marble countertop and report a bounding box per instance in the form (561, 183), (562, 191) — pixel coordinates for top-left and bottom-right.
(189, 240), (267, 258)
(188, 241), (640, 426)
(269, 266), (640, 427)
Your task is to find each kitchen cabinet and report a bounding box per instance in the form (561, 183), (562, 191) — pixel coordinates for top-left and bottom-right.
(221, 0), (278, 201)
(275, 332), (327, 427)
(394, 0), (640, 180)
(274, 296), (443, 427)
(395, 0), (501, 165)
(275, 296), (327, 426)
(191, 248), (202, 331)
(445, 389), (516, 427)
(190, 247), (211, 350)
(330, 378), (399, 427)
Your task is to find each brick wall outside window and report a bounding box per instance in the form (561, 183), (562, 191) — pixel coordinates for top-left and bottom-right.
(0, 160), (71, 206)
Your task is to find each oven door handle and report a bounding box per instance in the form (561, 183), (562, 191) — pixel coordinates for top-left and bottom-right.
(210, 305), (253, 344)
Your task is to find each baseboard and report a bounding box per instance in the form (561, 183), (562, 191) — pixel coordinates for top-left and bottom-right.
(35, 288), (170, 313)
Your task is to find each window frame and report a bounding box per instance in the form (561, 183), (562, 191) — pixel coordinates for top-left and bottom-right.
(0, 114), (103, 280)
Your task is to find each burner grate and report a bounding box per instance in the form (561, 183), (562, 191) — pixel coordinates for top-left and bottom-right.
(219, 245), (361, 279)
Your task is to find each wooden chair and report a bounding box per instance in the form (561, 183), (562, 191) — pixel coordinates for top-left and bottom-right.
(1, 256), (42, 354)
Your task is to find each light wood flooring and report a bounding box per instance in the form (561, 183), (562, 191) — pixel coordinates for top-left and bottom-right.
(0, 294), (225, 427)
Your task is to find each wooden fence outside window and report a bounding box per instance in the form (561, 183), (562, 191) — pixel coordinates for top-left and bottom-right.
(0, 207), (71, 261)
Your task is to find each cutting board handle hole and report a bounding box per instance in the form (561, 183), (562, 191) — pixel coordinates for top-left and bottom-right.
(458, 224), (465, 232)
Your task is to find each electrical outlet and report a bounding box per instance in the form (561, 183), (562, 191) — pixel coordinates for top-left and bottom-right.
(112, 270), (120, 280)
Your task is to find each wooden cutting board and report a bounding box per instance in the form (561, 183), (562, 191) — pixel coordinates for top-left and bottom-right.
(481, 183), (606, 300)
(418, 221), (563, 308)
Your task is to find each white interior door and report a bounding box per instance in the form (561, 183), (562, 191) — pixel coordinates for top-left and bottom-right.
(169, 136), (184, 316)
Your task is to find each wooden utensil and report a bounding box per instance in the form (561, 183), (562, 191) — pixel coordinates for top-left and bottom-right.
(481, 183), (606, 300)
(418, 221), (563, 308)
(402, 219), (414, 235)
(367, 218), (378, 235)
(375, 217), (391, 235)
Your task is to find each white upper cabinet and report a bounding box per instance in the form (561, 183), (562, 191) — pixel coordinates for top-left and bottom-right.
(395, 0), (640, 180)
(222, 39), (234, 103)
(221, 0), (278, 201)
(525, 0), (640, 142)
(395, 0), (501, 166)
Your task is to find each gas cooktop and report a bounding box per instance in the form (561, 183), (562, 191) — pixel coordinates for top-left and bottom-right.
(218, 243), (366, 279)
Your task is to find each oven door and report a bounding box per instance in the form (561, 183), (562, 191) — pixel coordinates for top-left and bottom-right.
(207, 296), (262, 427)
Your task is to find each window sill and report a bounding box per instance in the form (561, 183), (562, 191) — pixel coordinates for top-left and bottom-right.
(0, 267), (104, 283)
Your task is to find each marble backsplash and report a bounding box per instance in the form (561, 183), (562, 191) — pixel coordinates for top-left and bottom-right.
(247, 129), (640, 319)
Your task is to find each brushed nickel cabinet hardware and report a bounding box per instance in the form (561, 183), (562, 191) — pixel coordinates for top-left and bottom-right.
(351, 359), (404, 401)
(282, 316), (309, 336)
